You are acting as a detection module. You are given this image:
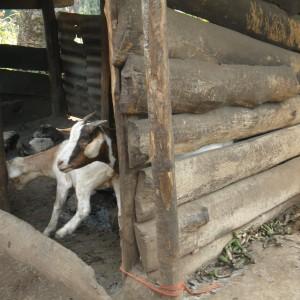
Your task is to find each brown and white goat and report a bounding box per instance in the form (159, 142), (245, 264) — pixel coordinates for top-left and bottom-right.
(7, 117), (119, 239)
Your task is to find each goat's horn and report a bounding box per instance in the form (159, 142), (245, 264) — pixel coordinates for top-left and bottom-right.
(82, 112), (96, 123)
(56, 127), (71, 133)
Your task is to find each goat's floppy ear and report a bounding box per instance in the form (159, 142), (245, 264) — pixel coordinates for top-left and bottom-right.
(82, 112), (96, 123)
(89, 120), (108, 127)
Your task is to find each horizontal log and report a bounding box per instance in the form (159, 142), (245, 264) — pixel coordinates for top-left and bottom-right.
(115, 1), (300, 72)
(0, 0), (73, 9)
(0, 70), (50, 96)
(167, 0), (300, 52)
(135, 157), (300, 272)
(265, 0), (300, 15)
(57, 13), (101, 25)
(0, 45), (48, 71)
(135, 124), (300, 222)
(120, 55), (299, 114)
(128, 97), (300, 168)
(149, 194), (300, 277)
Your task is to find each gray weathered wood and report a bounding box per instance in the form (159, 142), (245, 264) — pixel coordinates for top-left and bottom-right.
(104, 0), (139, 272)
(167, 0), (300, 52)
(120, 55), (299, 114)
(147, 194), (300, 278)
(135, 157), (300, 272)
(135, 124), (300, 222)
(142, 0), (181, 292)
(115, 0), (300, 73)
(128, 97), (300, 168)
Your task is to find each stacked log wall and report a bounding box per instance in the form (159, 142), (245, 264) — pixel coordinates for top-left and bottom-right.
(105, 0), (300, 279)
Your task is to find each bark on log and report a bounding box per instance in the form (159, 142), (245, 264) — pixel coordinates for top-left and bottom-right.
(120, 55), (299, 114)
(265, 0), (300, 15)
(167, 0), (300, 52)
(135, 124), (300, 222)
(135, 157), (300, 272)
(115, 0), (300, 72)
(128, 97), (300, 168)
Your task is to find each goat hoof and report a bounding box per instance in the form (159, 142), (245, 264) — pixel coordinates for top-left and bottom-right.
(55, 230), (66, 239)
(43, 229), (54, 237)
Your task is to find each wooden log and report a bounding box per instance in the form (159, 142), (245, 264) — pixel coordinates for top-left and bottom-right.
(167, 0), (300, 52)
(114, 1), (300, 72)
(0, 108), (9, 212)
(120, 55), (299, 114)
(135, 157), (300, 272)
(141, 0), (181, 292)
(149, 194), (300, 278)
(127, 97), (300, 168)
(42, 0), (65, 116)
(0, 45), (48, 71)
(135, 124), (300, 222)
(104, 0), (139, 272)
(0, 210), (111, 300)
(0, 70), (50, 97)
(265, 0), (300, 15)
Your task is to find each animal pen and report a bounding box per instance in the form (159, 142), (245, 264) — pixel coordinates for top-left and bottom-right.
(2, 0), (300, 299)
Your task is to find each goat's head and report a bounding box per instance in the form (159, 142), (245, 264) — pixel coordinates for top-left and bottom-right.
(6, 157), (38, 190)
(56, 113), (115, 173)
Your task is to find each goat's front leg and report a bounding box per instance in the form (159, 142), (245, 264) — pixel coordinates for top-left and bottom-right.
(55, 188), (91, 239)
(43, 180), (71, 237)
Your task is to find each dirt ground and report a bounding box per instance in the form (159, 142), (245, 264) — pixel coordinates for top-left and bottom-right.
(185, 233), (300, 300)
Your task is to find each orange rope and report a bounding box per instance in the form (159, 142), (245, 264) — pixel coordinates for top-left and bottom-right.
(120, 266), (221, 297)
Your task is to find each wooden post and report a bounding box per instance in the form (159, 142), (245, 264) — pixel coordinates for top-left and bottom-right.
(104, 0), (140, 272)
(0, 106), (9, 211)
(41, 0), (65, 116)
(142, 0), (181, 298)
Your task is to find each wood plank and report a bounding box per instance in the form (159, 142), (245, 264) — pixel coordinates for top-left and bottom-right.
(104, 0), (140, 272)
(120, 55), (299, 114)
(0, 0), (73, 9)
(167, 0), (300, 52)
(136, 157), (300, 272)
(127, 97), (300, 168)
(42, 0), (65, 116)
(0, 45), (48, 71)
(135, 124), (300, 222)
(0, 70), (50, 96)
(114, 1), (300, 73)
(141, 0), (181, 292)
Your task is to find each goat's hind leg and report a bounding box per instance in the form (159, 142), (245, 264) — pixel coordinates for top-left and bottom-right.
(43, 181), (71, 237)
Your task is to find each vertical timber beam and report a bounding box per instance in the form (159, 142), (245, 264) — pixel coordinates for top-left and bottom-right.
(0, 105), (9, 211)
(104, 1), (139, 271)
(142, 1), (181, 299)
(41, 0), (65, 116)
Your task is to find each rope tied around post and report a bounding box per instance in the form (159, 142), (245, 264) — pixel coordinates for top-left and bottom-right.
(120, 266), (221, 297)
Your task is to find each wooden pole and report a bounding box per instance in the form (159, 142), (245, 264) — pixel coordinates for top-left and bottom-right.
(41, 0), (65, 116)
(141, 0), (181, 298)
(104, 0), (140, 272)
(0, 106), (9, 211)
